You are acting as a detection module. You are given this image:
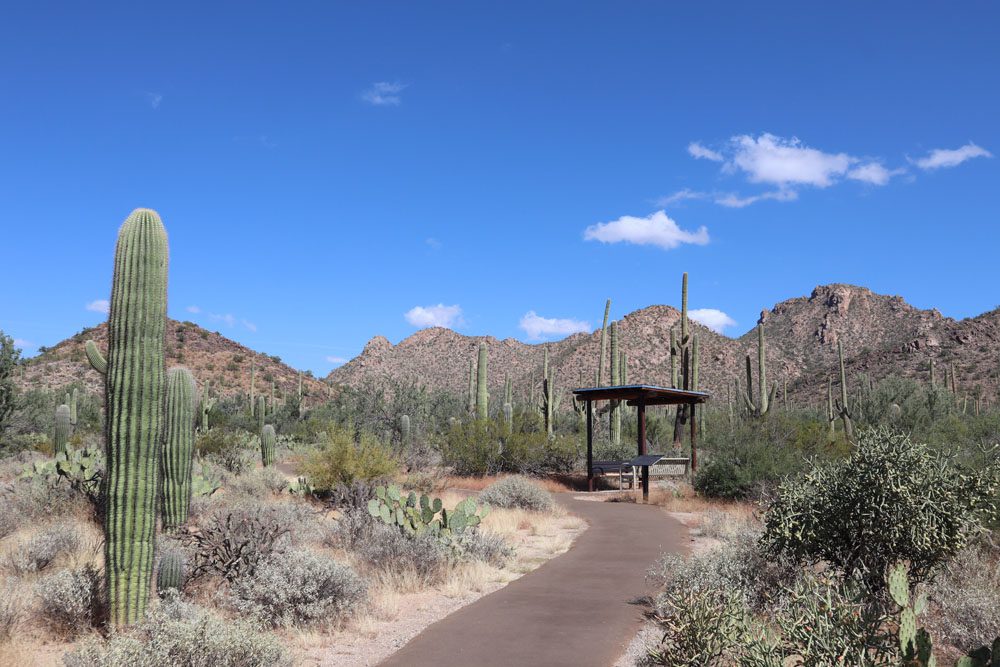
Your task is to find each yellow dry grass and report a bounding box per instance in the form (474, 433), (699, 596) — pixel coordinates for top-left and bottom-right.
(440, 474), (573, 494)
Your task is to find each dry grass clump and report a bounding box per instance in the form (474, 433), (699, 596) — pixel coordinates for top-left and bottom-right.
(5, 522), (80, 575)
(924, 539), (1000, 653)
(442, 474), (571, 494)
(479, 476), (555, 512)
(35, 564), (103, 638)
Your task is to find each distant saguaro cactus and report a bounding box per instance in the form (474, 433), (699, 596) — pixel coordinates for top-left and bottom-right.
(256, 396), (265, 432)
(476, 341), (488, 419)
(104, 208), (169, 627)
(162, 367), (196, 532)
(400, 414), (410, 444)
(68, 388), (78, 428)
(596, 298), (611, 386)
(54, 404), (71, 455)
(261, 424), (276, 467)
(609, 321), (621, 448)
(742, 318), (775, 418)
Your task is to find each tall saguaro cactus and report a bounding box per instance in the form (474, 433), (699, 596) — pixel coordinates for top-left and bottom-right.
(596, 298), (611, 386)
(476, 341), (488, 419)
(742, 318), (774, 418)
(104, 208), (168, 627)
(609, 321), (621, 448)
(256, 396), (265, 432)
(834, 340), (855, 440)
(54, 404), (71, 455)
(249, 362), (256, 416)
(672, 273), (693, 448)
(69, 388), (78, 429)
(162, 367), (196, 532)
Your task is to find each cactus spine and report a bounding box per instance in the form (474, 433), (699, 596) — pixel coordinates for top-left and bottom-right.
(476, 341), (488, 419)
(104, 208), (168, 626)
(609, 321), (621, 448)
(54, 404), (71, 455)
(85, 340), (107, 375)
(260, 424), (276, 467)
(161, 367), (196, 532)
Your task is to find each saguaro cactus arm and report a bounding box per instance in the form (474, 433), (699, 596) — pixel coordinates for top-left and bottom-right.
(85, 340), (107, 375)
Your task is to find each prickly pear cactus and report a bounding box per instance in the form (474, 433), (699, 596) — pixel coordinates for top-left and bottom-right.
(367, 484), (487, 542)
(888, 562), (936, 667)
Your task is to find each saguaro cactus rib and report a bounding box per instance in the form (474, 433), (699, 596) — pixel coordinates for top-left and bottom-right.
(104, 208), (168, 627)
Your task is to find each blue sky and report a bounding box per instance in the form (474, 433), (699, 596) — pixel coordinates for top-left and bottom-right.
(1, 2), (997, 375)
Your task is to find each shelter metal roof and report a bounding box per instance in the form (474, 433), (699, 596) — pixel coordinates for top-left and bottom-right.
(572, 384), (709, 406)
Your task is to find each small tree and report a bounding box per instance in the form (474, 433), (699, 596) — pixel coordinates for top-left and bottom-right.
(762, 427), (1000, 589)
(0, 331), (22, 433)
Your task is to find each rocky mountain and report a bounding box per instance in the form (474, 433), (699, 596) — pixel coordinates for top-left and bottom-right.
(328, 284), (1000, 409)
(20, 319), (330, 404)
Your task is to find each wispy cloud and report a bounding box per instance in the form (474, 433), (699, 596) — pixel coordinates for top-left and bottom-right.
(912, 143), (992, 170)
(847, 162), (905, 185)
(146, 92), (163, 109)
(655, 189), (709, 207)
(362, 81), (407, 106)
(688, 142), (724, 162)
(584, 210), (709, 251)
(715, 188), (797, 208)
(689, 308), (737, 334)
(186, 305), (201, 314)
(405, 304), (463, 329)
(86, 299), (109, 314)
(13, 338), (34, 349)
(519, 311), (591, 341)
(241, 319), (257, 332)
(425, 237), (442, 250)
(325, 355), (349, 365)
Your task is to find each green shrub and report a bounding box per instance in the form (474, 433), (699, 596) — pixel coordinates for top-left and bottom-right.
(228, 549), (366, 628)
(64, 596), (289, 666)
(441, 418), (577, 476)
(762, 427), (1000, 588)
(479, 476), (554, 512)
(297, 427), (397, 492)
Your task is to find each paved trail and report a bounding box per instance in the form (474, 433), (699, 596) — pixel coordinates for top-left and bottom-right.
(378, 494), (686, 667)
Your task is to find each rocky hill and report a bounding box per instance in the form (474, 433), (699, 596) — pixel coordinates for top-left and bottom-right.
(20, 319), (330, 403)
(328, 284), (1000, 409)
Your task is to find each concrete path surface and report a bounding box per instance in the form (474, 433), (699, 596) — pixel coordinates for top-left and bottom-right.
(378, 494), (686, 667)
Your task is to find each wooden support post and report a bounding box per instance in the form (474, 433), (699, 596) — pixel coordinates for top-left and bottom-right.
(690, 402), (698, 472)
(638, 398), (648, 502)
(586, 399), (594, 492)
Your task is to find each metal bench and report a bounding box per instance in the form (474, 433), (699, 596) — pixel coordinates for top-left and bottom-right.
(589, 460), (637, 490)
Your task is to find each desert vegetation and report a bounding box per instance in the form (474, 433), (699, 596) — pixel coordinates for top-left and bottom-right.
(0, 210), (997, 667)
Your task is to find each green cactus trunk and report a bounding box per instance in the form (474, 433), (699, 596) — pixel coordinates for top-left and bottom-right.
(54, 404), (71, 455)
(261, 424), (276, 467)
(257, 396), (265, 432)
(104, 208), (168, 627)
(156, 551), (186, 596)
(503, 402), (513, 430)
(161, 367), (196, 532)
(400, 414), (410, 445)
(609, 321), (621, 448)
(758, 322), (768, 414)
(85, 340), (107, 375)
(69, 388), (78, 428)
(476, 341), (488, 419)
(467, 359), (475, 414)
(597, 299), (611, 386)
(249, 362), (255, 416)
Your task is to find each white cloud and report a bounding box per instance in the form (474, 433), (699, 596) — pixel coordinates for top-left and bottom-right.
(241, 319), (257, 332)
(847, 162), (903, 185)
(913, 143), (992, 170)
(146, 92), (162, 109)
(13, 338), (34, 349)
(584, 210), (709, 250)
(209, 313), (237, 328)
(689, 308), (737, 334)
(519, 311), (591, 341)
(729, 133), (853, 187)
(655, 189), (708, 207)
(715, 188), (798, 208)
(186, 305), (201, 314)
(86, 299), (109, 314)
(326, 355), (349, 365)
(405, 304), (463, 329)
(688, 142), (724, 162)
(362, 81), (407, 106)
